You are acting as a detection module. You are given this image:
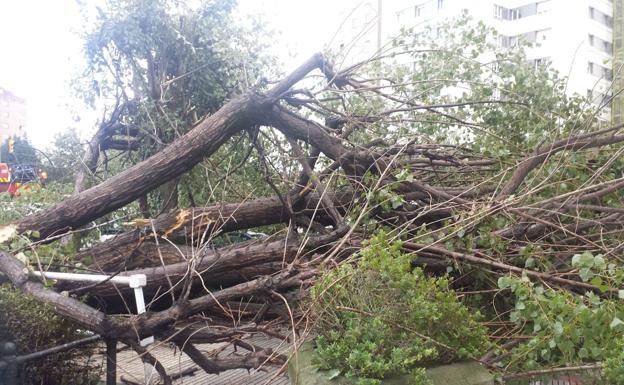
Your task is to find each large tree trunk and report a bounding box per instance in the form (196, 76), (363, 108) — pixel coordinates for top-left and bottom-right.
(1, 53), (331, 338)
(73, 191), (353, 271)
(15, 54), (327, 239)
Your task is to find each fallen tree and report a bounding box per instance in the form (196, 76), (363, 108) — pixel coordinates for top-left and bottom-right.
(3, 10), (624, 384)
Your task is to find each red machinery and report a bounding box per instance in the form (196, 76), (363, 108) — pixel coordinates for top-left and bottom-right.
(0, 163), (47, 197)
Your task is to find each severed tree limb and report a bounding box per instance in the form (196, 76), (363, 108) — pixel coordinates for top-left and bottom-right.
(173, 339), (278, 374)
(0, 251), (110, 333)
(498, 126), (624, 198)
(73, 192), (355, 271)
(16, 54), (330, 239)
(127, 340), (172, 385)
(18, 92), (266, 238)
(502, 363), (601, 381)
(63, 228), (341, 297)
(402, 242), (605, 293)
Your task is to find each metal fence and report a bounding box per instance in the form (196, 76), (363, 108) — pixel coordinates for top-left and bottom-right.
(0, 336), (103, 385)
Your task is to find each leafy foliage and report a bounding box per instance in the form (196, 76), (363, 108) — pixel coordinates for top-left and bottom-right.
(0, 182), (73, 223)
(0, 284), (101, 384)
(45, 128), (85, 183)
(307, 13), (624, 382)
(0, 136), (40, 166)
(604, 336), (624, 384)
(311, 232), (490, 384)
(498, 275), (624, 371)
(76, 0), (276, 213)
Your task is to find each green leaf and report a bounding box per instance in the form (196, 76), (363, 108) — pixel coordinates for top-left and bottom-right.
(590, 277), (608, 293)
(498, 276), (513, 289)
(579, 268), (593, 282)
(610, 317), (624, 330)
(553, 322), (564, 336)
(326, 368), (341, 379)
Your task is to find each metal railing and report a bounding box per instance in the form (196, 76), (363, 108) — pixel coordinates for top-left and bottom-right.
(1, 271), (154, 385)
(0, 336), (101, 385)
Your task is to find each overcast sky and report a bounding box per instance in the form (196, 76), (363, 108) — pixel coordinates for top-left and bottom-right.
(0, 0), (371, 149)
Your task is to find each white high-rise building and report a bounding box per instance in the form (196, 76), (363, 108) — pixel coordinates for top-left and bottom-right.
(335, 0), (618, 118)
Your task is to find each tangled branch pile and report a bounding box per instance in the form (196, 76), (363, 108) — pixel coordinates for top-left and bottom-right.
(1, 7), (624, 384)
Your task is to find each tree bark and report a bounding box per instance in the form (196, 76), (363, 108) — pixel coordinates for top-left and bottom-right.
(16, 53), (327, 239)
(74, 191), (354, 271)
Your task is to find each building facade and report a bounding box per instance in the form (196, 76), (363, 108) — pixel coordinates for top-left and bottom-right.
(336, 0), (621, 122)
(0, 87), (28, 140)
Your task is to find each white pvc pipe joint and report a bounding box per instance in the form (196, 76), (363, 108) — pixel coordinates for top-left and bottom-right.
(31, 270), (156, 384)
(30, 271), (153, 344)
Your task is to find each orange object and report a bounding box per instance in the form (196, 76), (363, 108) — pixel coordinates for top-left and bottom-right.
(0, 164), (9, 183)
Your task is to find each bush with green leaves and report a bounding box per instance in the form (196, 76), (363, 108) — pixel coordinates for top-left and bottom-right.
(604, 336), (624, 384)
(0, 284), (102, 385)
(0, 182), (102, 384)
(310, 232), (490, 385)
(498, 274), (624, 373)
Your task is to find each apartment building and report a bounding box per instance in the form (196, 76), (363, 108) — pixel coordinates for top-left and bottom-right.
(336, 0), (621, 122)
(0, 87), (28, 140)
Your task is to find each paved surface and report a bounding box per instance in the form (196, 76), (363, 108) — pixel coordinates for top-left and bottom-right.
(102, 335), (290, 385)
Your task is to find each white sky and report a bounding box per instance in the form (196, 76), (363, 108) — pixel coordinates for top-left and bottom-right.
(0, 0), (371, 150)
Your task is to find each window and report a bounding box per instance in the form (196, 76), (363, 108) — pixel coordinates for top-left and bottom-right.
(535, 29), (550, 42)
(536, 1), (551, 14)
(494, 5), (504, 20)
(495, 2), (549, 21)
(415, 5), (423, 17)
(531, 57), (550, 70)
(437, 0), (443, 10)
(588, 35), (613, 53)
(497, 35), (507, 47)
(589, 6), (614, 28)
(587, 61), (613, 79)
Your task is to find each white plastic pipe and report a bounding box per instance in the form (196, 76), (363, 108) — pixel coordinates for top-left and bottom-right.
(31, 271), (147, 289)
(30, 271), (155, 384)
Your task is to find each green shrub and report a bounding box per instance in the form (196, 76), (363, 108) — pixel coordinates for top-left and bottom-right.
(498, 275), (624, 374)
(0, 284), (101, 385)
(310, 232), (490, 385)
(604, 336), (624, 384)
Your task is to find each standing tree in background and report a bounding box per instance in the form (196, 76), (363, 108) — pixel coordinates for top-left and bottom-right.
(0, 136), (39, 166)
(75, 0), (276, 214)
(45, 129), (85, 184)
